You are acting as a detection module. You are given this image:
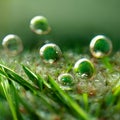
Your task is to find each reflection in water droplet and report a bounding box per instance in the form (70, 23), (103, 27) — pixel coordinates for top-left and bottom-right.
(90, 35), (112, 58)
(58, 73), (74, 90)
(58, 73), (74, 85)
(73, 58), (95, 79)
(40, 43), (62, 64)
(2, 34), (23, 56)
(30, 16), (51, 35)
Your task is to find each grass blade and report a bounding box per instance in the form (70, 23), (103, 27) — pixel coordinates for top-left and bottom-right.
(48, 76), (96, 120)
(22, 65), (45, 91)
(101, 57), (113, 72)
(82, 93), (88, 111)
(22, 65), (38, 83)
(0, 64), (39, 92)
(0, 78), (18, 120)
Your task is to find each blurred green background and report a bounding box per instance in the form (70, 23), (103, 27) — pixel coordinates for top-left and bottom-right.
(0, 0), (120, 50)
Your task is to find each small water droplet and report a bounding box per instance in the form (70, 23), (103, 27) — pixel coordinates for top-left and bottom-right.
(90, 35), (112, 58)
(2, 34), (23, 56)
(30, 16), (51, 35)
(58, 73), (74, 85)
(40, 43), (62, 64)
(58, 73), (74, 90)
(73, 58), (95, 79)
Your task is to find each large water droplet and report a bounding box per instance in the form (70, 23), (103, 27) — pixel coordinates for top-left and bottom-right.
(30, 16), (51, 35)
(90, 35), (112, 58)
(73, 58), (95, 79)
(2, 34), (23, 56)
(40, 43), (62, 64)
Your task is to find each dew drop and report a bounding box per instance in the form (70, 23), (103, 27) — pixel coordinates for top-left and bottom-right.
(2, 34), (23, 56)
(58, 73), (74, 90)
(73, 58), (95, 79)
(30, 16), (51, 35)
(40, 43), (62, 64)
(90, 35), (112, 58)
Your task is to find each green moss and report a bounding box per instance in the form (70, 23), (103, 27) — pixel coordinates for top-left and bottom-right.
(0, 49), (120, 120)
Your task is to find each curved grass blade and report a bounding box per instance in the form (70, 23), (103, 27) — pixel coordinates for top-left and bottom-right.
(22, 65), (52, 90)
(22, 65), (44, 90)
(0, 78), (18, 120)
(0, 64), (39, 92)
(22, 65), (38, 83)
(48, 76), (96, 120)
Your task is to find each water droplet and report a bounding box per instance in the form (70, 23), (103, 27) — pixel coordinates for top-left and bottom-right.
(73, 58), (95, 79)
(58, 73), (74, 85)
(58, 73), (74, 90)
(40, 43), (62, 64)
(90, 35), (112, 58)
(2, 34), (23, 56)
(30, 16), (51, 35)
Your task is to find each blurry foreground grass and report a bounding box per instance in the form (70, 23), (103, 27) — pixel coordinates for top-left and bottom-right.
(0, 48), (120, 120)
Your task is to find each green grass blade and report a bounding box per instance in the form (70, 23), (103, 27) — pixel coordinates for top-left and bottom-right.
(82, 93), (88, 111)
(48, 76), (96, 120)
(37, 75), (51, 89)
(0, 64), (39, 92)
(113, 86), (120, 96)
(17, 94), (40, 120)
(37, 92), (60, 112)
(22, 65), (51, 90)
(22, 65), (38, 83)
(0, 79), (18, 120)
(101, 57), (113, 72)
(22, 65), (45, 90)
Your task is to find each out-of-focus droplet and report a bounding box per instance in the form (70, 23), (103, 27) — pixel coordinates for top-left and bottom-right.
(58, 73), (74, 85)
(90, 35), (112, 58)
(40, 43), (62, 64)
(30, 16), (51, 35)
(73, 58), (95, 79)
(2, 34), (23, 56)
(58, 73), (74, 90)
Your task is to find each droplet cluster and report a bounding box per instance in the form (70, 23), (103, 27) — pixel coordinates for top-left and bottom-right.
(1, 15), (114, 94)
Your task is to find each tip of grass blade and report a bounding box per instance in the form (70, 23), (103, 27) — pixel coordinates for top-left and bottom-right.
(0, 63), (39, 92)
(22, 65), (38, 82)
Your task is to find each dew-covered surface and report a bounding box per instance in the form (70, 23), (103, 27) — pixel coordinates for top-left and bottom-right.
(0, 49), (120, 120)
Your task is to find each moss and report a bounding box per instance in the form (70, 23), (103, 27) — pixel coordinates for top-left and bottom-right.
(0, 49), (120, 120)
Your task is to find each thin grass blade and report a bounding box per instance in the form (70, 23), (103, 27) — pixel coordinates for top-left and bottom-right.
(48, 76), (96, 120)
(0, 78), (18, 120)
(0, 64), (39, 92)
